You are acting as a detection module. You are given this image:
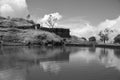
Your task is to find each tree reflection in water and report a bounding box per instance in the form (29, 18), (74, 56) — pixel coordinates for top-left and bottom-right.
(90, 48), (120, 71)
(71, 47), (120, 71)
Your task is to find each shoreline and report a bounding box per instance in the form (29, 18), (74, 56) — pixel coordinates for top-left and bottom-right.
(1, 42), (120, 49)
(65, 43), (120, 48)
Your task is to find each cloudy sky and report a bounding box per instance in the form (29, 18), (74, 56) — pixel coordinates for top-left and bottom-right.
(27, 0), (120, 25)
(0, 0), (120, 38)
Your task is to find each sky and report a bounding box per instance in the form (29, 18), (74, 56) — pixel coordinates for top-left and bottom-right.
(0, 0), (29, 18)
(0, 0), (120, 39)
(27, 0), (120, 25)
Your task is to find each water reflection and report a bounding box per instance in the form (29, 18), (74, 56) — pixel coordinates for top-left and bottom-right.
(0, 46), (73, 80)
(71, 47), (120, 71)
(0, 46), (119, 80)
(40, 61), (61, 74)
(100, 48), (120, 71)
(88, 47), (96, 53)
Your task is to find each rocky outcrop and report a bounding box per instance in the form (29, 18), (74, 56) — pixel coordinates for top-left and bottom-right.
(0, 28), (62, 46)
(40, 27), (71, 38)
(0, 17), (63, 46)
(0, 17), (35, 29)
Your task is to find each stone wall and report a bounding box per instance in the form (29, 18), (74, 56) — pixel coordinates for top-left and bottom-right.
(40, 27), (71, 38)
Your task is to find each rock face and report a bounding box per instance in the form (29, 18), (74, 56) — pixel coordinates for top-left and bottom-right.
(0, 28), (62, 46)
(40, 27), (71, 38)
(0, 17), (62, 46)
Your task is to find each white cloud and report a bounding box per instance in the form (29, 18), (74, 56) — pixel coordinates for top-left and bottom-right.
(100, 17), (120, 30)
(37, 12), (62, 27)
(96, 16), (120, 42)
(58, 16), (120, 42)
(0, 4), (14, 17)
(59, 17), (96, 38)
(60, 23), (95, 38)
(0, 0), (29, 18)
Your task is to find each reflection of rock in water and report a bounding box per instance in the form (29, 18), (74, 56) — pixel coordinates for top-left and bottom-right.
(88, 47), (96, 53)
(39, 50), (70, 74)
(38, 48), (70, 62)
(0, 46), (71, 78)
(40, 61), (61, 74)
(38, 47), (70, 74)
(0, 46), (71, 61)
(0, 56), (31, 80)
(0, 69), (26, 80)
(0, 55), (34, 80)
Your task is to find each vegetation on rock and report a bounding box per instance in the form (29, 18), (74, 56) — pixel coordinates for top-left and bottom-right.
(0, 17), (63, 46)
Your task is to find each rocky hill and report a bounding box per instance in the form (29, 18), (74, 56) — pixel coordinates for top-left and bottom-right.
(0, 16), (62, 46)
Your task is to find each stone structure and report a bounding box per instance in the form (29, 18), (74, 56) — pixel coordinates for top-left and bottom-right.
(40, 27), (71, 38)
(0, 17), (71, 38)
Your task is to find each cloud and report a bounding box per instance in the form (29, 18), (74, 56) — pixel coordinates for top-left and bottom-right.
(60, 23), (95, 38)
(37, 12), (62, 27)
(41, 12), (62, 21)
(0, 4), (14, 17)
(96, 16), (120, 42)
(0, 0), (29, 18)
(58, 16), (120, 42)
(18, 8), (119, 42)
(59, 17), (96, 38)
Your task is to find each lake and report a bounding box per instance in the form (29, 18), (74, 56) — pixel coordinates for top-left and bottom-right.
(0, 46), (120, 80)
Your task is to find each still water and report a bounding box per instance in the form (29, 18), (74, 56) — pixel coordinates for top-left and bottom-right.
(0, 46), (120, 80)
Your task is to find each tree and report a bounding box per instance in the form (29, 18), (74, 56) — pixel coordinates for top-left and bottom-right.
(41, 13), (62, 28)
(89, 36), (96, 42)
(46, 15), (56, 28)
(114, 34), (120, 44)
(98, 28), (113, 43)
